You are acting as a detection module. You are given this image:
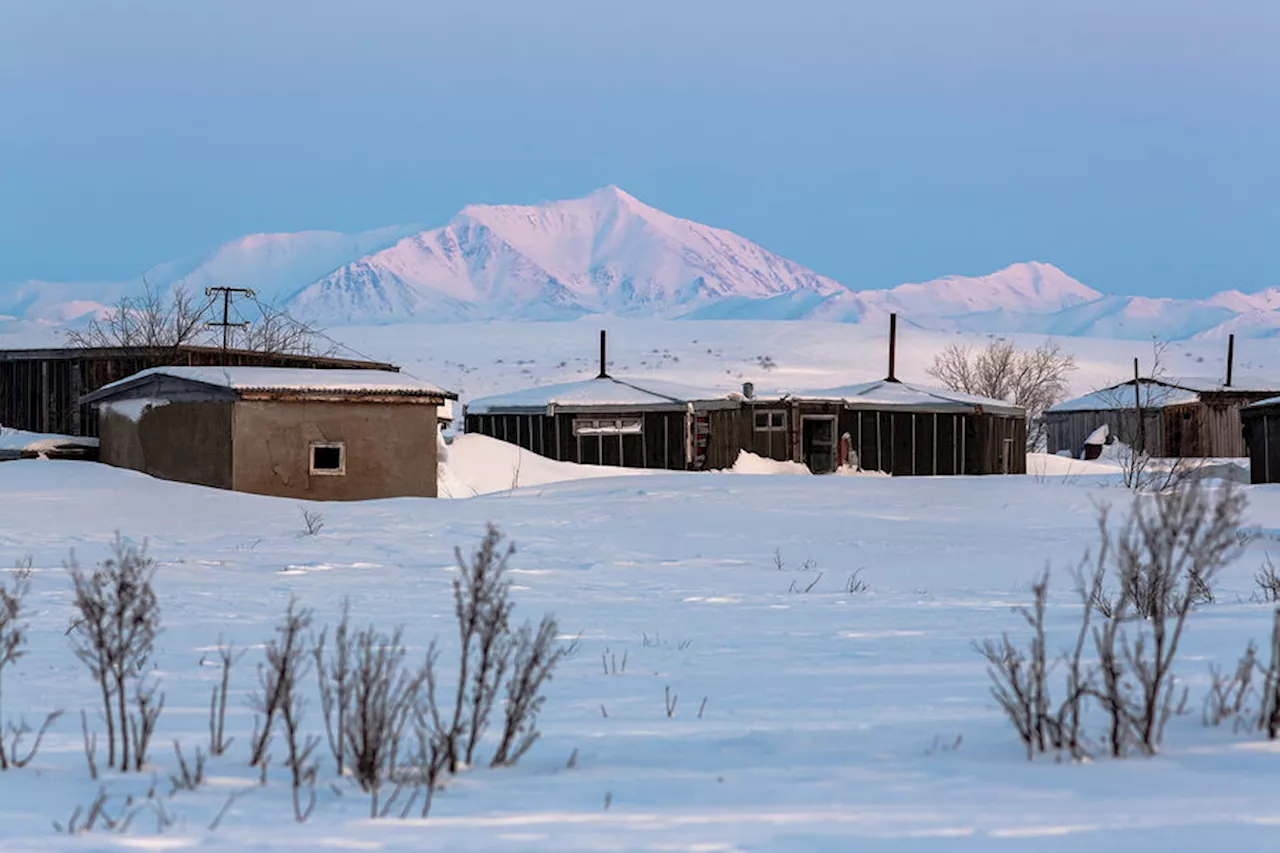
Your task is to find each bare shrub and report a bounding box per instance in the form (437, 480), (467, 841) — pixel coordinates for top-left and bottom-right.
(345, 625), (425, 817)
(445, 524), (515, 772)
(65, 282), (335, 357)
(1094, 482), (1246, 755)
(169, 740), (207, 794)
(300, 508), (325, 537)
(232, 298), (339, 358)
(251, 599), (319, 822)
(1254, 554), (1280, 604)
(209, 638), (243, 756)
(788, 572), (823, 593)
(492, 614), (569, 767)
(845, 569), (869, 594)
(314, 601), (354, 775)
(66, 282), (211, 350)
(1203, 642), (1257, 731)
(978, 556), (1102, 762)
(928, 339), (1075, 450)
(1258, 610), (1280, 739)
(67, 535), (163, 771)
(984, 482), (1244, 760)
(1, 556), (63, 771)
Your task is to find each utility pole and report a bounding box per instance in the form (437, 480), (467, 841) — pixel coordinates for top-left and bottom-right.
(205, 286), (255, 353)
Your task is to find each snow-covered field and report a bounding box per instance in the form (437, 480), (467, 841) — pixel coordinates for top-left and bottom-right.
(323, 319), (1277, 408)
(2, 318), (1280, 851)
(2, 447), (1280, 851)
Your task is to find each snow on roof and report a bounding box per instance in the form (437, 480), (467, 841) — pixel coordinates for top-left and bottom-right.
(1246, 396), (1280, 410)
(1048, 381), (1199, 413)
(1050, 376), (1280, 414)
(91, 366), (454, 399)
(794, 379), (1025, 416)
(466, 376), (736, 413)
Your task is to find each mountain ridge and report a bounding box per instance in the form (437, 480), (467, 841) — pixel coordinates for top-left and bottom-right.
(3, 187), (1278, 341)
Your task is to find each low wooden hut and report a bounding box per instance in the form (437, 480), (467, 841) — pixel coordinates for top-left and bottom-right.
(82, 366), (456, 500)
(0, 345), (399, 438)
(465, 322), (1027, 476)
(1242, 397), (1280, 484)
(465, 375), (741, 470)
(744, 379), (1026, 475)
(1044, 377), (1280, 459)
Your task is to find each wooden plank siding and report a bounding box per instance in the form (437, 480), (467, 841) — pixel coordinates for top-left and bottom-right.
(465, 404), (1026, 476)
(1, 346), (398, 437)
(1243, 404), (1280, 484)
(463, 410), (694, 470)
(1046, 391), (1272, 460)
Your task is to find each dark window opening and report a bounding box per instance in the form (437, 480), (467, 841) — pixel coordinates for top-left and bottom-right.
(311, 443), (346, 475)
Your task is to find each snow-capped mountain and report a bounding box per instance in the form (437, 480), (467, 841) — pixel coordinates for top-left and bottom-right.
(288, 187), (847, 322)
(3, 186), (1279, 340)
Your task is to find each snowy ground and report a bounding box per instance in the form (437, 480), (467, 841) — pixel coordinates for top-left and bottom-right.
(324, 318), (1279, 406)
(2, 454), (1280, 852)
(2, 318), (1280, 851)
(5, 318), (1275, 407)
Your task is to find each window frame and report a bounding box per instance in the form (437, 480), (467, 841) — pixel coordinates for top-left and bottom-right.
(309, 441), (347, 476)
(571, 417), (644, 437)
(753, 409), (787, 432)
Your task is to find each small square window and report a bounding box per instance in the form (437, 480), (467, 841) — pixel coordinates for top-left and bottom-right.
(754, 410), (786, 431)
(310, 442), (346, 475)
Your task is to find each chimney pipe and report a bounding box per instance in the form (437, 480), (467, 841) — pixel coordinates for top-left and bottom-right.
(598, 330), (609, 378)
(887, 313), (898, 382)
(742, 381), (755, 399)
(1226, 334), (1235, 388)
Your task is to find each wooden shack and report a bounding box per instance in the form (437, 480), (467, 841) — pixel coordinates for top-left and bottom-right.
(465, 375), (741, 470)
(1242, 397), (1280, 484)
(1044, 377), (1280, 459)
(0, 345), (399, 438)
(82, 367), (456, 500)
(742, 379), (1027, 475)
(464, 324), (1027, 476)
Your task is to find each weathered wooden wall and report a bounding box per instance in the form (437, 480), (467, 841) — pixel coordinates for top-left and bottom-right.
(463, 410), (693, 470)
(1243, 406), (1280, 484)
(465, 403), (1027, 476)
(0, 347), (396, 437)
(1046, 392), (1270, 460)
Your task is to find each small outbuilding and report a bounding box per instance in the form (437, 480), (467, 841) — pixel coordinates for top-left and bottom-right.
(465, 373), (741, 470)
(1044, 377), (1280, 460)
(83, 367), (456, 500)
(1242, 397), (1280, 484)
(748, 378), (1027, 475)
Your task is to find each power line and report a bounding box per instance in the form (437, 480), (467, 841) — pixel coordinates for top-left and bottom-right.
(205, 287), (255, 352)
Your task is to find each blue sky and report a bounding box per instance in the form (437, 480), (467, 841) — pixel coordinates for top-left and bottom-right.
(1, 0), (1277, 297)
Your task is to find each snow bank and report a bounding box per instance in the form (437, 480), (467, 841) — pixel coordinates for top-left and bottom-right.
(726, 450), (812, 475)
(1026, 452), (1122, 476)
(0, 425), (99, 456)
(438, 433), (649, 497)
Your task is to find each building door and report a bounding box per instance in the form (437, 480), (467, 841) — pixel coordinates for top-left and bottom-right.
(802, 416), (837, 474)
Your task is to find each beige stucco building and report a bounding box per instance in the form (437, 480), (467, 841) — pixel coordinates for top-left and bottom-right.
(82, 367), (455, 500)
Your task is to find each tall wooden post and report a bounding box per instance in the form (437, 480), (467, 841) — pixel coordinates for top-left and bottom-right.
(1133, 357), (1144, 455)
(1226, 334), (1235, 388)
(887, 313), (898, 381)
